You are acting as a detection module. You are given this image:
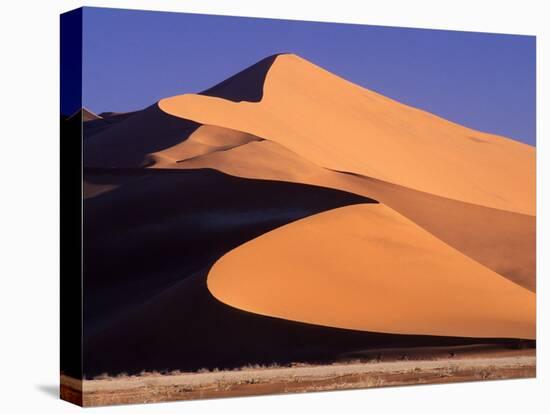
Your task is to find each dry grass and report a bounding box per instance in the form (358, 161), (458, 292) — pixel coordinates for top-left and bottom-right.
(61, 347), (535, 407)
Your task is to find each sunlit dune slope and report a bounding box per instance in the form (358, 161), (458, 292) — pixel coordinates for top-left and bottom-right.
(160, 53), (535, 215)
(149, 125), (263, 167)
(175, 139), (535, 291)
(208, 204), (535, 339)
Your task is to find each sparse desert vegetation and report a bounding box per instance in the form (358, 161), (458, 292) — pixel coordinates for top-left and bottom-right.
(61, 346), (535, 407)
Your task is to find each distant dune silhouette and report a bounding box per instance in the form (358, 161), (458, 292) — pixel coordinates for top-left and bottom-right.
(68, 107), (102, 122)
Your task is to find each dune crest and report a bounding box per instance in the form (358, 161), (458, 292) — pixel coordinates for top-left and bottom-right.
(159, 53), (535, 215)
(207, 204), (535, 339)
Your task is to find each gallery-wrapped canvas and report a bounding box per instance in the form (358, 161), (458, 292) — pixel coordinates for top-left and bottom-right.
(60, 7), (536, 407)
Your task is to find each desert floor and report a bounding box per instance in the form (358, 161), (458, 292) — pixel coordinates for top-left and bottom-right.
(62, 345), (535, 407)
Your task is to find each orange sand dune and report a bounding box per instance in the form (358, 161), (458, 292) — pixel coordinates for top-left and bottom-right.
(78, 53), (537, 380)
(159, 54), (535, 215)
(208, 204), (535, 339)
(175, 139), (535, 291)
(347, 175), (536, 292)
(149, 124), (262, 167)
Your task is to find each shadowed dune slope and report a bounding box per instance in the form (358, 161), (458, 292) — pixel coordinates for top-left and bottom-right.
(83, 104), (264, 168)
(84, 268), (525, 377)
(208, 204), (535, 339)
(80, 168), (526, 378)
(84, 111), (139, 139)
(174, 139), (535, 291)
(83, 168), (374, 338)
(159, 53), (535, 215)
(83, 104), (201, 167)
(200, 54), (278, 102)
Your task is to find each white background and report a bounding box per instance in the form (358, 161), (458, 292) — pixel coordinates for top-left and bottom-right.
(0, 0), (547, 412)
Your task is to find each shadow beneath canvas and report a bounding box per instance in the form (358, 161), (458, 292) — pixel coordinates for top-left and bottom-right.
(36, 384), (59, 399)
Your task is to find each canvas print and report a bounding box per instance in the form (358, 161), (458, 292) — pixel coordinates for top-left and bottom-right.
(60, 7), (536, 407)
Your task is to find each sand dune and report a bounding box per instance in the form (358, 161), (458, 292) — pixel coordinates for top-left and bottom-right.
(174, 139), (535, 291)
(200, 55), (277, 103)
(159, 54), (535, 215)
(82, 168), (372, 338)
(82, 168), (526, 378)
(84, 105), (264, 167)
(83, 53), (535, 215)
(84, 263), (527, 378)
(84, 104), (200, 167)
(83, 178), (118, 199)
(98, 111), (134, 119)
(68, 107), (102, 122)
(85, 264), (517, 377)
(84, 111), (138, 138)
(78, 53), (536, 379)
(150, 125), (263, 167)
(346, 175), (536, 292)
(208, 204), (535, 339)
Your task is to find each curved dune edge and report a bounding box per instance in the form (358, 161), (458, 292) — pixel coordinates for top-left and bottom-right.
(159, 54), (535, 215)
(174, 139), (535, 291)
(148, 124), (263, 167)
(207, 204), (535, 339)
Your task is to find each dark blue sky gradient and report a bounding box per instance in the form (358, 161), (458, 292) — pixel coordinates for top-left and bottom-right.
(81, 7), (536, 145)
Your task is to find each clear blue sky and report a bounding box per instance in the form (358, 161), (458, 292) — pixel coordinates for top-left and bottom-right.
(78, 7), (536, 145)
